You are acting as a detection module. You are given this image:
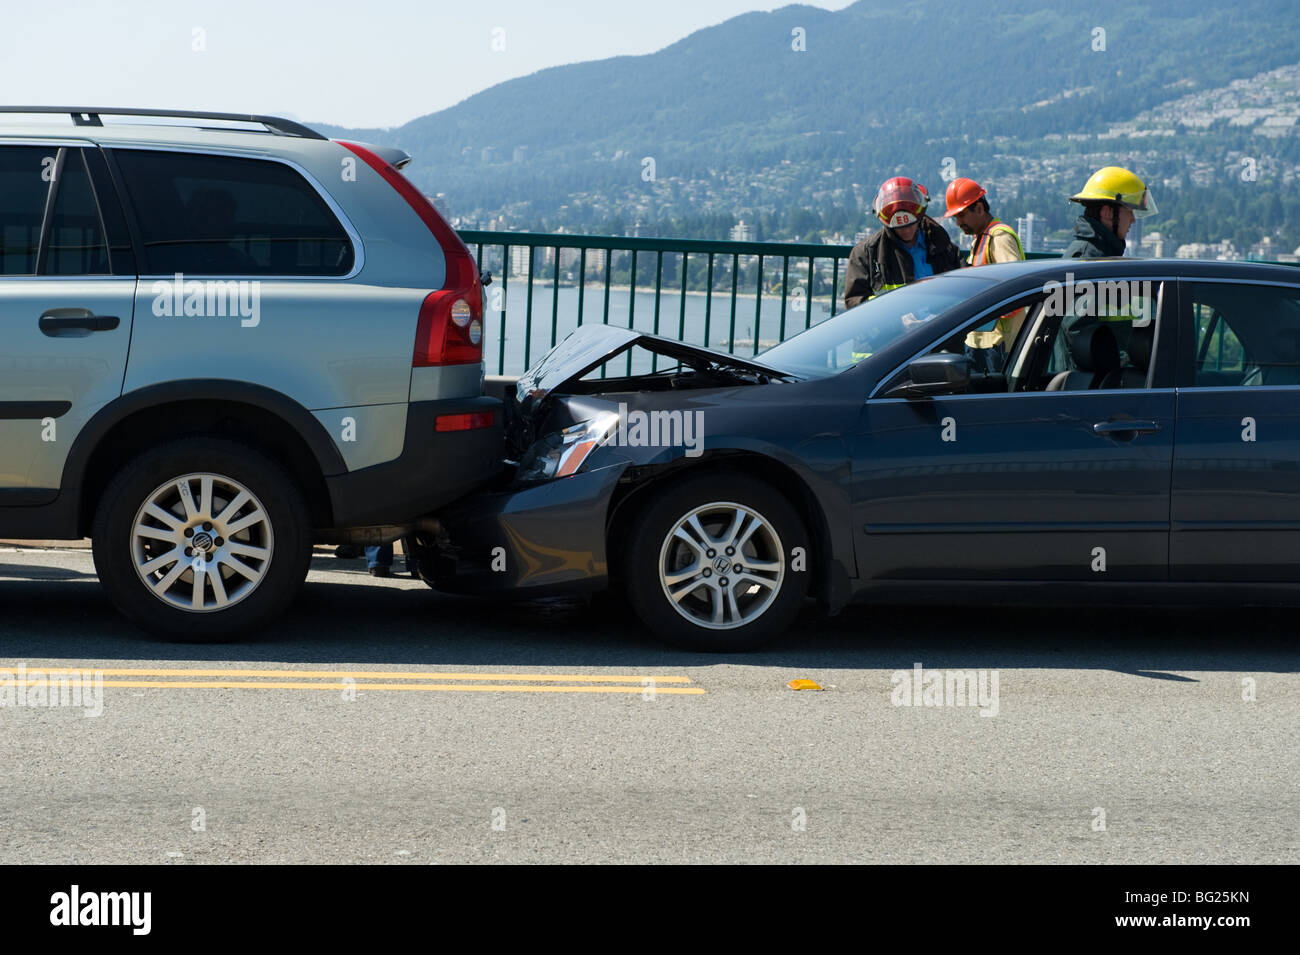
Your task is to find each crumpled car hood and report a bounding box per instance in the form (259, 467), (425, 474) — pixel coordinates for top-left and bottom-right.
(514, 324), (791, 419)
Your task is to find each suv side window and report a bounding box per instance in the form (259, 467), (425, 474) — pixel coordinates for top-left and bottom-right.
(0, 146), (53, 275)
(1186, 283), (1300, 387)
(112, 149), (354, 276)
(43, 149), (111, 276)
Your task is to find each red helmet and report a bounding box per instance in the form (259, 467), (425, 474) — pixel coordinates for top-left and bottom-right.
(943, 177), (987, 217)
(873, 177), (929, 228)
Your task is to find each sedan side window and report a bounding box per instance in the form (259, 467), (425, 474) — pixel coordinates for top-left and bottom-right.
(1186, 283), (1300, 387)
(888, 277), (1163, 396)
(1193, 304), (1244, 380)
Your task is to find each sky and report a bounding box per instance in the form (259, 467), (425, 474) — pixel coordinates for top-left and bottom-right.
(0, 0), (856, 129)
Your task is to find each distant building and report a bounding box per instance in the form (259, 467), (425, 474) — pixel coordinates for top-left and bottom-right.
(1015, 213), (1036, 254)
(1125, 217), (1143, 254)
(1249, 236), (1277, 259)
(730, 219), (756, 243)
(1139, 230), (1166, 258)
(513, 146), (529, 163)
(1176, 240), (1240, 261)
(1245, 238), (1300, 263)
(510, 246), (530, 276)
(481, 146), (497, 163)
(538, 247), (585, 270)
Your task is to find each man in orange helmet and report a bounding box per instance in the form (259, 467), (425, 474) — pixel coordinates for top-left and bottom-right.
(943, 177), (1024, 267)
(943, 178), (1026, 371)
(843, 176), (960, 308)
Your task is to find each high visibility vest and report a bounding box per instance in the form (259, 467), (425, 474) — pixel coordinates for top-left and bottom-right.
(964, 311), (1029, 355)
(960, 221), (1027, 356)
(867, 282), (906, 301)
(967, 221), (1024, 267)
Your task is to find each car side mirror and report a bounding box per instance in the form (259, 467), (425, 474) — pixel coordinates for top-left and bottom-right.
(884, 352), (972, 398)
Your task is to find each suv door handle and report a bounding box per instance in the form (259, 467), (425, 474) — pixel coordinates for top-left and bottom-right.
(39, 308), (120, 335)
(1092, 418), (1161, 435)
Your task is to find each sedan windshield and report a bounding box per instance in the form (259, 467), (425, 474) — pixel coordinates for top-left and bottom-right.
(761, 276), (993, 378)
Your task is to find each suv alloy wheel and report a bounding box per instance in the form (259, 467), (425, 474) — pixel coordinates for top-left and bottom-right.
(92, 438), (312, 641)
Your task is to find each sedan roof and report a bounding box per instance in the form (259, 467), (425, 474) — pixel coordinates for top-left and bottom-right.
(938, 257), (1300, 286)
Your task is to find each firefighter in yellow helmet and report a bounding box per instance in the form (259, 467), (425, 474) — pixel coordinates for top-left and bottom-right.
(1061, 167), (1159, 376)
(1064, 166), (1157, 258)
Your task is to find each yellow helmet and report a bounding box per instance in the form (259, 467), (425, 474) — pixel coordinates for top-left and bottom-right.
(1069, 166), (1157, 217)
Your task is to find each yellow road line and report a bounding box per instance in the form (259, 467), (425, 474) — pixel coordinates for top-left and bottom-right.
(8, 679), (704, 694)
(5, 667), (692, 684)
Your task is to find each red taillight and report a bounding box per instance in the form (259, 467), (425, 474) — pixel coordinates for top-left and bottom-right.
(435, 411), (496, 432)
(415, 290), (483, 366)
(338, 140), (483, 368)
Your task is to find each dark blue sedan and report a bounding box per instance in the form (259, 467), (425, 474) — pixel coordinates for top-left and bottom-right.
(411, 258), (1300, 651)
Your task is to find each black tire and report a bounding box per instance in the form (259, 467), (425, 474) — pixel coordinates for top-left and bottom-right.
(624, 471), (810, 652)
(403, 533), (440, 589)
(91, 437), (312, 642)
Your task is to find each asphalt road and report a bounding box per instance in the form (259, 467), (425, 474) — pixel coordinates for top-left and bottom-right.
(1, 544), (1297, 864)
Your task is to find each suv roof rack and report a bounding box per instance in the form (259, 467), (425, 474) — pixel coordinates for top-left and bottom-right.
(0, 107), (326, 140)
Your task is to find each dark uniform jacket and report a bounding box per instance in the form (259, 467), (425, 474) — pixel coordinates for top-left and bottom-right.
(843, 215), (961, 309)
(1063, 214), (1126, 258)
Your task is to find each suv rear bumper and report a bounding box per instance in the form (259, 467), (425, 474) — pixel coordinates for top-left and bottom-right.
(324, 396), (504, 527)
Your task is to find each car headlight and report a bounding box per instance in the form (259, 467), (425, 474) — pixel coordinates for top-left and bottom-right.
(517, 412), (619, 483)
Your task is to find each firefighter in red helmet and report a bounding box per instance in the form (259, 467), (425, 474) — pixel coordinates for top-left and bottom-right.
(843, 176), (960, 309)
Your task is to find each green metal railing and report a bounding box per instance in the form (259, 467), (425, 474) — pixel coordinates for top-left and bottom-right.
(459, 229), (1058, 375)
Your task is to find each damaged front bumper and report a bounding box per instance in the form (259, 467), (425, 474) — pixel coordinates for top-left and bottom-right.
(423, 462), (629, 596)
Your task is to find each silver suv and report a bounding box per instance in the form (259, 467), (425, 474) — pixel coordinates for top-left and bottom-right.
(0, 107), (501, 640)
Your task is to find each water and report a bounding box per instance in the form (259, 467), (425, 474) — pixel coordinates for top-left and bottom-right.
(480, 282), (836, 375)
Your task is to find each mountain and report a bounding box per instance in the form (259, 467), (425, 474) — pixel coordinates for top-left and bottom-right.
(315, 0), (1300, 253)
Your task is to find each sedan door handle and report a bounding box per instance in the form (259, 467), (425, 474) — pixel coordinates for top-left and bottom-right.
(1092, 418), (1161, 435)
(39, 308), (120, 335)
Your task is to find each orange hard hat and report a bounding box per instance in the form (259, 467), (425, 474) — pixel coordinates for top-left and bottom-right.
(943, 177), (987, 218)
